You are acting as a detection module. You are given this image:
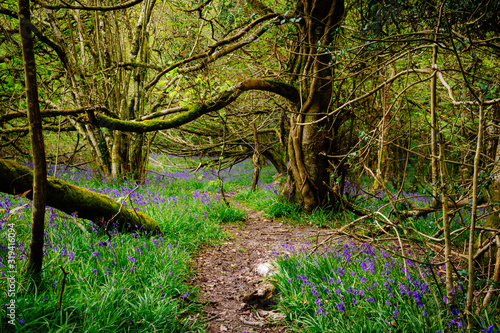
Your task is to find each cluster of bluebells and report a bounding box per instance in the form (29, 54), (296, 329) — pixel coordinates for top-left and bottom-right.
(0, 157), (264, 274)
(153, 154), (276, 185)
(303, 242), (428, 318)
(273, 241), (498, 332)
(2, 157), (256, 327)
(1, 199), (191, 327)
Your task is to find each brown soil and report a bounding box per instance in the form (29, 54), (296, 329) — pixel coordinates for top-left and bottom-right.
(192, 203), (331, 333)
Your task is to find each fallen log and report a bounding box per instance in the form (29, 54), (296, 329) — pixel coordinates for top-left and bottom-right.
(0, 159), (161, 233)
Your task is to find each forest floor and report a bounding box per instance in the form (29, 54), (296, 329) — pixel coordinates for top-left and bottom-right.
(192, 200), (335, 333)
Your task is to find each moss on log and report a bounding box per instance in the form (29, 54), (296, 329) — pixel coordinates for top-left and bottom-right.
(0, 159), (161, 233)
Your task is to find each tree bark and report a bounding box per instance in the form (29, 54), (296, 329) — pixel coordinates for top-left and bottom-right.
(251, 122), (261, 191)
(284, 0), (345, 212)
(0, 159), (161, 233)
(18, 0), (47, 277)
(262, 149), (286, 174)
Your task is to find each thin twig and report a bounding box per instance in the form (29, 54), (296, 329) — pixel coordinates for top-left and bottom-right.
(57, 265), (69, 311)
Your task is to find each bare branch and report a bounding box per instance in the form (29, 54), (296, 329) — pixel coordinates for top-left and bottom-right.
(0, 106), (117, 122)
(145, 14), (279, 90)
(35, 0), (144, 12)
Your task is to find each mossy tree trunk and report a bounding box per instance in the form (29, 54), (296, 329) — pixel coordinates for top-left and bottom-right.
(18, 0), (47, 277)
(283, 0), (345, 212)
(0, 159), (161, 233)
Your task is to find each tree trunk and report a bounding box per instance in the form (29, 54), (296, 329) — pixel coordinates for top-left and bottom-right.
(262, 149), (286, 174)
(487, 134), (500, 230)
(284, 0), (344, 212)
(18, 0), (47, 277)
(374, 65), (395, 190)
(251, 122), (261, 191)
(0, 159), (161, 233)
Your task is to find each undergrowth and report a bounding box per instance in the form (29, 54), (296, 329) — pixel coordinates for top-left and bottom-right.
(0, 157), (271, 332)
(1, 156), (498, 332)
(272, 241), (499, 333)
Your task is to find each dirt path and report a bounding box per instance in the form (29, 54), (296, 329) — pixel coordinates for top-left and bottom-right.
(192, 203), (330, 333)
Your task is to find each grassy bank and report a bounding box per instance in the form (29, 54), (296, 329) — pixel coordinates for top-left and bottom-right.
(0, 157), (276, 332)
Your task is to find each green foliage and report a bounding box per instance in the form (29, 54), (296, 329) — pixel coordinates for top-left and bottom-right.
(206, 204), (247, 223)
(265, 200), (301, 219)
(1, 159), (264, 331)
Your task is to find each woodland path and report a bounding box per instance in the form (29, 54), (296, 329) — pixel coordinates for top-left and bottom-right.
(192, 201), (333, 333)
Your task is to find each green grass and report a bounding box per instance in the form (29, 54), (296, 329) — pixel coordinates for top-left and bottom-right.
(1, 158), (498, 332)
(233, 187), (346, 227)
(272, 242), (499, 333)
(0, 159), (257, 332)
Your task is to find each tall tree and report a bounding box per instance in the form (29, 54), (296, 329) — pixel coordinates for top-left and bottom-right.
(283, 0), (345, 211)
(18, 0), (47, 276)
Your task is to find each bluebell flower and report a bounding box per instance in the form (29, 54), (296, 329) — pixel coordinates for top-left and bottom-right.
(484, 325), (495, 333)
(335, 302), (345, 311)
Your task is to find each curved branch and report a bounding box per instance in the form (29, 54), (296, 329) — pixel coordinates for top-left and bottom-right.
(92, 79), (299, 133)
